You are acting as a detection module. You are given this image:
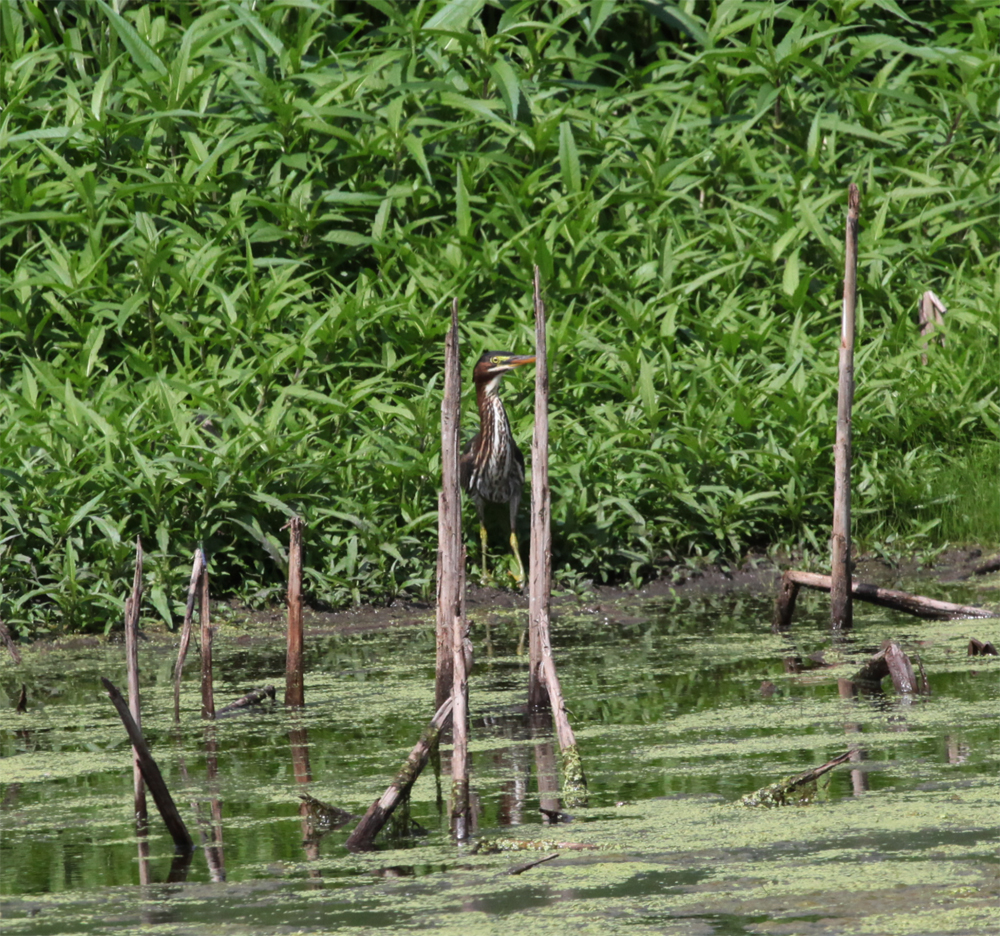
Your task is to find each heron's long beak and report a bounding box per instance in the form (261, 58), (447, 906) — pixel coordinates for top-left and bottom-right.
(506, 355), (536, 367)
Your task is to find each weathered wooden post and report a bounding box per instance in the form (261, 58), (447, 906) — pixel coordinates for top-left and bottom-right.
(831, 183), (859, 630)
(199, 561), (215, 720)
(528, 267), (551, 712)
(124, 539), (147, 826)
(436, 299), (462, 709)
(285, 516), (305, 708)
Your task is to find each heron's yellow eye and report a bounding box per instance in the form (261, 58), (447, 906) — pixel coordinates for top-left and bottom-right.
(491, 356), (501, 364)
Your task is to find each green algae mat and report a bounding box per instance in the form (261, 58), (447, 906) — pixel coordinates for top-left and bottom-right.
(2, 584), (998, 935)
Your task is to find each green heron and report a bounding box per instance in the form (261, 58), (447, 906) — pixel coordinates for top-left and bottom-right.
(459, 350), (536, 585)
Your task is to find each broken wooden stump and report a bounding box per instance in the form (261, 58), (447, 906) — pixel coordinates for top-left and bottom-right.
(216, 685), (276, 716)
(773, 569), (996, 629)
(740, 751), (852, 807)
(101, 677), (193, 852)
(968, 638), (998, 657)
(345, 695), (454, 851)
(849, 640), (926, 695)
(15, 684), (27, 713)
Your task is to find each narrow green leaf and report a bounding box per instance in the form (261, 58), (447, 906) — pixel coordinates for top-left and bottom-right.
(95, 0), (168, 76)
(456, 163), (471, 237)
(559, 121), (581, 194)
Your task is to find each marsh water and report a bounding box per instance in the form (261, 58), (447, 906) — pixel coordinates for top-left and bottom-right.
(2, 579), (998, 936)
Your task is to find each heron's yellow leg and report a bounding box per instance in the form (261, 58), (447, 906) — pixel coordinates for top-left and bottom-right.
(509, 529), (526, 586)
(479, 521), (492, 586)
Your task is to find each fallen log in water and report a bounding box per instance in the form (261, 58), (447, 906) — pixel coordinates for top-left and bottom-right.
(774, 569), (996, 629)
(216, 685), (276, 716)
(740, 751), (852, 808)
(345, 695), (454, 851)
(101, 677), (193, 853)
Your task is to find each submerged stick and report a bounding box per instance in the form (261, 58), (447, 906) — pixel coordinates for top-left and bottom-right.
(774, 570), (995, 624)
(346, 695), (454, 851)
(124, 539), (147, 828)
(173, 549), (205, 723)
(101, 677), (193, 852)
(436, 299), (462, 710)
(285, 515), (305, 708)
(216, 685), (276, 716)
(740, 751), (852, 808)
(199, 562), (214, 720)
(831, 183), (860, 630)
(507, 852), (559, 875)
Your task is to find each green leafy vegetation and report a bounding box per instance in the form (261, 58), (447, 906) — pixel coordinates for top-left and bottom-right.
(1, 0), (997, 635)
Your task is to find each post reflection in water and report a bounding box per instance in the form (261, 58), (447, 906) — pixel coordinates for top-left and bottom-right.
(289, 723), (322, 868)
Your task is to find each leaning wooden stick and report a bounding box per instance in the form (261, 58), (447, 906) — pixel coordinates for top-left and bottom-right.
(831, 183), (860, 630)
(345, 695), (454, 851)
(451, 545), (470, 839)
(284, 515), (305, 708)
(173, 549), (205, 723)
(774, 570), (996, 629)
(124, 539), (147, 827)
(101, 677), (193, 852)
(436, 298), (462, 710)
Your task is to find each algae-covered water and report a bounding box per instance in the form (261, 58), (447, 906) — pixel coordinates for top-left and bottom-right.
(2, 581), (998, 935)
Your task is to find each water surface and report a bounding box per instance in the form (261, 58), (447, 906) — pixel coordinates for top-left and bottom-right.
(2, 583), (998, 934)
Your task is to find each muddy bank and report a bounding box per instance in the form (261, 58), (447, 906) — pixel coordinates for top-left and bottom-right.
(240, 545), (997, 639)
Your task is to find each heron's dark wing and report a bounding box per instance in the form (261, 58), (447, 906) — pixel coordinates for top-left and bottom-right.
(459, 434), (478, 493)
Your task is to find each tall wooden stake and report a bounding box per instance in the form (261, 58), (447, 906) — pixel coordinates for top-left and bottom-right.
(437, 299), (462, 709)
(831, 183), (859, 630)
(125, 539), (147, 820)
(199, 562), (215, 720)
(124, 538), (149, 882)
(528, 268), (587, 806)
(285, 516), (305, 708)
(528, 266), (551, 711)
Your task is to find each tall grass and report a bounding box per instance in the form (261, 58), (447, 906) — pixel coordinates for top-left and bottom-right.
(1, 0), (997, 635)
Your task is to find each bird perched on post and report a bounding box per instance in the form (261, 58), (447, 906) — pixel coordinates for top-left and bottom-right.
(459, 350), (536, 585)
